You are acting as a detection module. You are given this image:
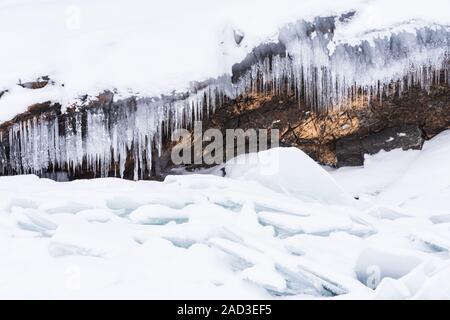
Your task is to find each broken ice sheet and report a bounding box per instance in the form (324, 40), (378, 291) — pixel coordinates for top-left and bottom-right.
(1, 132), (450, 298)
(129, 204), (189, 225)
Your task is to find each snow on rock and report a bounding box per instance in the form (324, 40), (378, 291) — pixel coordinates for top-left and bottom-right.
(1, 131), (450, 298)
(0, 0), (449, 120)
(331, 130), (450, 214)
(376, 130), (450, 212)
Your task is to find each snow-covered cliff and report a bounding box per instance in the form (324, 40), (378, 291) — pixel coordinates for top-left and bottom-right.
(0, 0), (449, 179)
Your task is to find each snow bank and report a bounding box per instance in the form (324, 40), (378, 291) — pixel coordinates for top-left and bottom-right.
(376, 130), (450, 212)
(331, 130), (450, 214)
(220, 147), (355, 205)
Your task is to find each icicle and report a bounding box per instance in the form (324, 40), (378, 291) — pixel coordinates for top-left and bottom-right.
(1, 19), (448, 180)
(234, 22), (450, 111)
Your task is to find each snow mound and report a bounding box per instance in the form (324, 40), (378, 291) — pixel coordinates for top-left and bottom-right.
(377, 130), (450, 212)
(220, 147), (355, 205)
(332, 130), (450, 214)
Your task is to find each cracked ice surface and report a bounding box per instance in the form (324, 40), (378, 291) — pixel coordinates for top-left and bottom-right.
(1, 132), (450, 299)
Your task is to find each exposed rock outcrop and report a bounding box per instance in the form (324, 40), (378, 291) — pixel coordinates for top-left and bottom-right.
(0, 77), (449, 180)
(192, 78), (449, 169)
(336, 125), (424, 166)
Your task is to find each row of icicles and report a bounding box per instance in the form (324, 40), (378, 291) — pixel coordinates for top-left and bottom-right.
(0, 26), (449, 179)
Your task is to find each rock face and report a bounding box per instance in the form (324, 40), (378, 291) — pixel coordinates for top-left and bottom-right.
(336, 125), (424, 166)
(0, 79), (449, 180)
(192, 79), (449, 169)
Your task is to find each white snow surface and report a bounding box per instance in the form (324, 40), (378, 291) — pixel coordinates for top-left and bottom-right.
(1, 0), (449, 121)
(1, 131), (450, 299)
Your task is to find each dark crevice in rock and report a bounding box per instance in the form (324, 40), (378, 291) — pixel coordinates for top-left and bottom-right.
(336, 125), (424, 167)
